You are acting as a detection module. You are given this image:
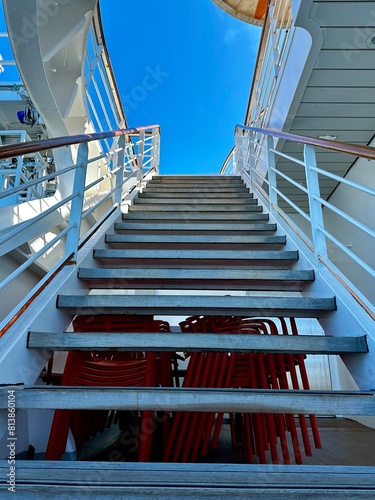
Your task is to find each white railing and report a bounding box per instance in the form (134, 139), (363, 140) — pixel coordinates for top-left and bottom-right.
(0, 131), (56, 207)
(0, 125), (160, 309)
(226, 124), (375, 313)
(0, 7), (126, 204)
(84, 11), (126, 159)
(246, 0), (293, 129)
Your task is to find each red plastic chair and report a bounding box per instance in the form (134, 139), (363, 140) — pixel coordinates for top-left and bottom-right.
(163, 315), (321, 465)
(45, 315), (173, 461)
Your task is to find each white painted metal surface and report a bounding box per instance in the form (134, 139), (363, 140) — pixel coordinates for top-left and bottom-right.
(231, 124), (375, 311)
(0, 125), (160, 324)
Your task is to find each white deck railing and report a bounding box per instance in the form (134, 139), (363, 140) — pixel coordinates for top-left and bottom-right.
(0, 125), (160, 315)
(222, 124), (375, 315)
(246, 0), (293, 129)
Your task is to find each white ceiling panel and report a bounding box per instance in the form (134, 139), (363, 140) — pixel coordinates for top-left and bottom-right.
(298, 103), (375, 118)
(301, 87), (375, 104)
(316, 49), (375, 70)
(310, 2), (375, 27)
(308, 70), (375, 87)
(320, 27), (374, 49)
(292, 116), (375, 130)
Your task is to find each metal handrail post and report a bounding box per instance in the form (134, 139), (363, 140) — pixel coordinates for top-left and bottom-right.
(65, 143), (89, 260)
(247, 130), (254, 182)
(153, 128), (160, 174)
(267, 135), (277, 216)
(304, 144), (328, 263)
(137, 130), (145, 182)
(114, 134), (126, 204)
(236, 129), (244, 175)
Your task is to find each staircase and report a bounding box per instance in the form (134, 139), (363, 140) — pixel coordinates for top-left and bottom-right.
(2, 175), (375, 498)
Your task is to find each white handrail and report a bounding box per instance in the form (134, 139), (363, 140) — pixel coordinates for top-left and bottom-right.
(0, 126), (160, 301)
(224, 124), (375, 310)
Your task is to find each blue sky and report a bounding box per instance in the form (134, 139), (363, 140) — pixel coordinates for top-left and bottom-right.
(101, 0), (260, 174)
(0, 1), (260, 175)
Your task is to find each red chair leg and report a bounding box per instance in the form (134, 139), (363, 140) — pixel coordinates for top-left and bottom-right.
(290, 318), (322, 449)
(45, 410), (73, 460)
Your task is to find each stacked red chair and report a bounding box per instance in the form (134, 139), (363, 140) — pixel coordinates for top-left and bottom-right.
(163, 315), (322, 464)
(45, 315), (173, 461)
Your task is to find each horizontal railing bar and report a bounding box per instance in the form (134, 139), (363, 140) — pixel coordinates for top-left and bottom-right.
(236, 124), (375, 160)
(253, 141), (267, 150)
(2, 387), (375, 415)
(81, 190), (115, 219)
(268, 204), (314, 255)
(316, 196), (375, 239)
(27, 331), (368, 354)
(87, 151), (111, 164)
(250, 154), (268, 168)
(0, 163), (79, 201)
(318, 225), (375, 279)
(0, 193), (76, 249)
(311, 166), (375, 198)
(124, 158), (137, 167)
(0, 125), (160, 160)
(271, 167), (309, 194)
(272, 187), (311, 222)
(84, 165), (121, 191)
(0, 225), (71, 292)
(81, 165), (149, 220)
(85, 175), (110, 191)
(143, 145), (154, 155)
(271, 148), (306, 167)
(250, 167), (269, 185)
(142, 157), (153, 167)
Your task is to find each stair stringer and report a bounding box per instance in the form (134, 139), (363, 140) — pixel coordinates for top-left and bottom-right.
(241, 174), (375, 391)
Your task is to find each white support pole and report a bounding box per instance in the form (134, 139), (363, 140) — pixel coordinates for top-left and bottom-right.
(137, 130), (145, 183)
(65, 143), (89, 261)
(152, 129), (160, 175)
(267, 135), (277, 214)
(236, 129), (244, 175)
(304, 144), (328, 262)
(247, 130), (255, 183)
(114, 134), (126, 204)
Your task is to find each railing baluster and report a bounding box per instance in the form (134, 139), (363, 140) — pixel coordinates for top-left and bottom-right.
(247, 130), (255, 182)
(65, 143), (89, 261)
(137, 130), (145, 183)
(267, 135), (277, 216)
(303, 144), (328, 263)
(114, 134), (126, 204)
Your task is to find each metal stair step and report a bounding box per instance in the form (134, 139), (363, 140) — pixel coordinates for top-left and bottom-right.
(152, 175), (242, 180)
(123, 212), (269, 221)
(150, 176), (243, 183)
(138, 192), (253, 199)
(2, 386), (373, 415)
(77, 267), (315, 290)
(57, 294), (336, 317)
(128, 204), (264, 212)
(115, 222), (276, 231)
(105, 234), (286, 245)
(93, 248), (298, 261)
(134, 197), (257, 205)
(147, 183), (247, 190)
(28, 331), (368, 354)
(3, 461), (375, 498)
(144, 186), (252, 194)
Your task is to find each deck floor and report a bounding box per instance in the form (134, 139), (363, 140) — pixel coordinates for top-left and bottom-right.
(80, 417), (375, 466)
